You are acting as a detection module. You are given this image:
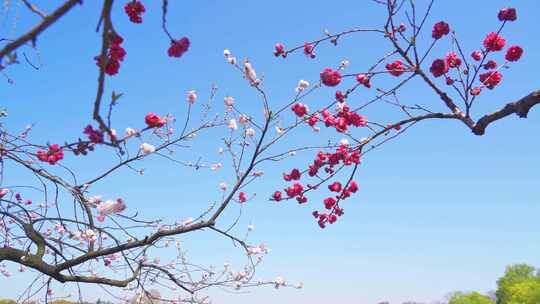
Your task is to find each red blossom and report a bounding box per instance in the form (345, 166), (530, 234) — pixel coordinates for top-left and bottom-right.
(320, 68), (342, 87)
(274, 43), (285, 57)
(432, 21), (450, 39)
(335, 90), (345, 102)
(272, 191), (282, 201)
(303, 43), (315, 58)
(471, 50), (483, 61)
(83, 125), (104, 144)
(385, 60), (406, 77)
(291, 103), (309, 117)
(498, 8), (517, 22)
(470, 87), (482, 96)
(356, 73), (371, 87)
(445, 52), (462, 68)
(328, 181), (342, 192)
(429, 59), (448, 78)
(105, 59), (120, 76)
(479, 71), (503, 89)
(145, 113), (166, 128)
(324, 197), (336, 209)
(238, 192), (247, 203)
(168, 37), (190, 58)
(124, 0), (146, 24)
(36, 144), (64, 165)
(483, 32), (506, 52)
(484, 60), (497, 70)
(505, 45), (523, 62)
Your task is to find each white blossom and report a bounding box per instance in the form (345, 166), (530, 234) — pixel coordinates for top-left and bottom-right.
(296, 79), (310, 92)
(186, 90), (197, 104)
(125, 127), (138, 137)
(210, 163), (222, 171)
(228, 119), (238, 130)
(238, 114), (249, 124)
(140, 143), (156, 154)
(245, 127), (256, 137)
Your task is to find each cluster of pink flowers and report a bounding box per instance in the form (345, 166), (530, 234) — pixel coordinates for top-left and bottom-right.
(385, 60), (406, 77)
(274, 43), (286, 57)
(96, 198), (127, 222)
(168, 37), (190, 58)
(303, 43), (316, 58)
(323, 105), (368, 133)
(427, 8), (523, 94)
(94, 33), (126, 76)
(320, 68), (342, 87)
(355, 73), (372, 88)
(36, 144), (64, 165)
(273, 142), (361, 228)
(124, 0), (145, 23)
(83, 125), (104, 144)
(432, 21), (450, 39)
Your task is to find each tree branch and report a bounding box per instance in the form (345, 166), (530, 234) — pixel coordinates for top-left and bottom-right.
(0, 0), (81, 60)
(472, 90), (540, 135)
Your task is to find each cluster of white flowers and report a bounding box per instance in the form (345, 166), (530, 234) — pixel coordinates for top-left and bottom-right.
(228, 119), (238, 130)
(224, 96), (234, 108)
(210, 163), (222, 171)
(223, 49), (237, 64)
(82, 229), (97, 242)
(296, 79), (310, 93)
(247, 243), (269, 255)
(97, 198), (126, 217)
(140, 142), (156, 154)
(243, 60), (260, 85)
(273, 276), (286, 289)
(245, 127), (256, 137)
(125, 127), (138, 138)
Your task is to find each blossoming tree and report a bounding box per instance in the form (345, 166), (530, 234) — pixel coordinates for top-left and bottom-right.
(0, 0), (538, 303)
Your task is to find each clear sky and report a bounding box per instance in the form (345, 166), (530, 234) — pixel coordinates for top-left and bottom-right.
(1, 0), (539, 303)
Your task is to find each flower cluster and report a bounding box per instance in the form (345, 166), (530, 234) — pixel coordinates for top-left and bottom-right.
(274, 43), (285, 57)
(320, 104), (368, 133)
(432, 21), (450, 39)
(273, 143), (361, 228)
(320, 68), (342, 87)
(83, 125), (104, 144)
(355, 73), (372, 88)
(145, 113), (166, 128)
(124, 0), (145, 23)
(94, 33), (126, 76)
(168, 37), (190, 58)
(36, 144), (64, 165)
(96, 198), (127, 222)
(385, 60), (405, 77)
(303, 43), (316, 58)
(428, 8), (523, 94)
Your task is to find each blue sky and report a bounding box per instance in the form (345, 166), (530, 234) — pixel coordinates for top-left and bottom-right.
(1, 0), (539, 303)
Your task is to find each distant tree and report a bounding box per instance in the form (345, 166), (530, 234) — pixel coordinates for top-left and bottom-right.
(506, 279), (540, 304)
(448, 291), (494, 304)
(496, 264), (539, 304)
